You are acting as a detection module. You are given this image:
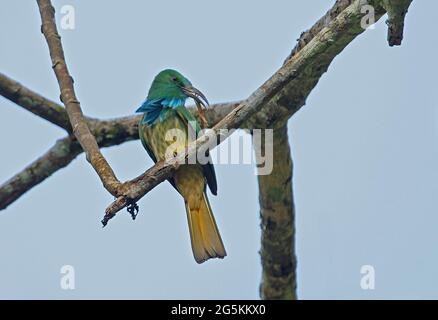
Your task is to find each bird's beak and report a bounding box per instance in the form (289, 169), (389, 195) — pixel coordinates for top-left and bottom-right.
(182, 86), (210, 108)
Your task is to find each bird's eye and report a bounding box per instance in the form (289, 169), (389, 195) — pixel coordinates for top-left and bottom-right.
(172, 77), (178, 82)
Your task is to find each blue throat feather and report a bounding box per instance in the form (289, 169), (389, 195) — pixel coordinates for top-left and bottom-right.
(136, 97), (187, 125)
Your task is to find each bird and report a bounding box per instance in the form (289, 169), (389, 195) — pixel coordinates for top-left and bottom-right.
(136, 69), (226, 264)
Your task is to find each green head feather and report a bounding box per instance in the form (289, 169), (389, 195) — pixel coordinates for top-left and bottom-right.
(147, 69), (192, 100)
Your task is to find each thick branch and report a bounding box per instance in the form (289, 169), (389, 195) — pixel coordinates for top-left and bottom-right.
(284, 0), (356, 62)
(257, 124), (296, 300)
(0, 72), (71, 131)
(246, 0), (386, 129)
(37, 0), (122, 196)
(381, 0), (413, 46)
(0, 136), (81, 210)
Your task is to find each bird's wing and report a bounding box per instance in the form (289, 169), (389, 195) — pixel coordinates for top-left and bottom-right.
(139, 126), (157, 163)
(175, 106), (218, 196)
(138, 114), (179, 192)
(136, 99), (164, 125)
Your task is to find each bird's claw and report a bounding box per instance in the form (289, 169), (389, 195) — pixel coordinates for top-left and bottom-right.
(127, 201), (139, 220)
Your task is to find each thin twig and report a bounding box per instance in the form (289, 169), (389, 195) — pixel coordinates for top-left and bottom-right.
(37, 0), (122, 196)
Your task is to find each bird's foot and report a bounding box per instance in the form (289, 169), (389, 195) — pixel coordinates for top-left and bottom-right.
(127, 201), (139, 220)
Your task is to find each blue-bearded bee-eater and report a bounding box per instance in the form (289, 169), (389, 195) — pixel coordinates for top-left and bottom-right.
(136, 69), (226, 264)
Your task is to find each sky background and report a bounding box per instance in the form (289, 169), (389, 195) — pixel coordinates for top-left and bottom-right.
(1, 1), (437, 299)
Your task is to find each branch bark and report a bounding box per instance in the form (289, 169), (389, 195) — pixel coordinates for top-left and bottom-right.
(256, 124), (296, 300)
(381, 0), (413, 46)
(246, 0), (386, 129)
(37, 0), (122, 196)
(0, 136), (81, 210)
(0, 72), (71, 131)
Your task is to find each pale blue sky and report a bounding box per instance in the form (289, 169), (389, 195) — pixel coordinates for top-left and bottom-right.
(1, 1), (437, 299)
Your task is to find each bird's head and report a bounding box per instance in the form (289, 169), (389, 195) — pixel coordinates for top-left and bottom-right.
(146, 69), (209, 108)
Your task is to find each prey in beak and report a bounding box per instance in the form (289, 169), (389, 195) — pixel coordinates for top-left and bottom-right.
(182, 86), (210, 128)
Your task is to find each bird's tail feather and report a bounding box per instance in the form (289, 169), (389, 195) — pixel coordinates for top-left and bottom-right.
(185, 193), (226, 264)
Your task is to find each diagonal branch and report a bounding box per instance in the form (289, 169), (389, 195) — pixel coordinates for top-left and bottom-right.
(104, 48), (300, 221)
(103, 0), (388, 222)
(0, 136), (81, 210)
(0, 72), (71, 131)
(37, 0), (122, 196)
(246, 0), (387, 129)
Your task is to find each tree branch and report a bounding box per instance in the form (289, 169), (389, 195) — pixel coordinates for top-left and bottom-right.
(103, 0), (388, 222)
(37, 0), (122, 196)
(0, 72), (71, 131)
(257, 124), (296, 300)
(0, 136), (81, 210)
(381, 0), (413, 46)
(246, 0), (387, 129)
